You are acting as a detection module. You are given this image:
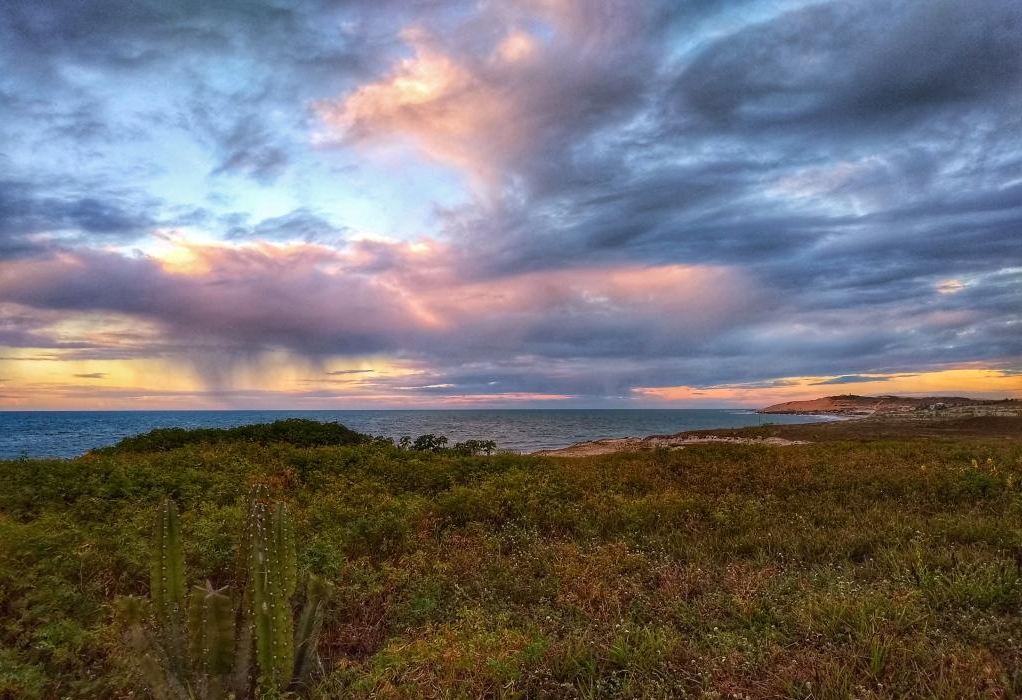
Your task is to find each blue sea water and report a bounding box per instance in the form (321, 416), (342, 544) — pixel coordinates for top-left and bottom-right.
(0, 409), (839, 459)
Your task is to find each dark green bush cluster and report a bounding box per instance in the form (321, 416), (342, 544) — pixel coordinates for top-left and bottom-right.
(100, 420), (499, 458)
(395, 434), (497, 455)
(449, 439), (498, 456)
(98, 419), (370, 454)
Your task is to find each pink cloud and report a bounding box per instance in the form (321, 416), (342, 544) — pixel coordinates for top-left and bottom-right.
(317, 0), (652, 189)
(0, 237), (757, 379)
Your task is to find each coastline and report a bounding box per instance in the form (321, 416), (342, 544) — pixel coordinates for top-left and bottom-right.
(0, 408), (833, 460)
(533, 407), (1022, 456)
(531, 414), (850, 456)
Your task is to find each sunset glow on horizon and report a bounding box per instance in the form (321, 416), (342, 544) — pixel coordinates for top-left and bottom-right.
(1, 0), (1019, 409)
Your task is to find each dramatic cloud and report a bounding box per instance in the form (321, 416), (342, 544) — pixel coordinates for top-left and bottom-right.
(675, 0), (1022, 129)
(0, 239), (755, 370)
(319, 1), (658, 191)
(0, 0), (1019, 407)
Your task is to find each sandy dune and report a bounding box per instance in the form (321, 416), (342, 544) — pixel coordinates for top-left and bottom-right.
(533, 434), (807, 457)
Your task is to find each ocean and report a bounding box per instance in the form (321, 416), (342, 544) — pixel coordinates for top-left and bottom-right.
(0, 409), (838, 459)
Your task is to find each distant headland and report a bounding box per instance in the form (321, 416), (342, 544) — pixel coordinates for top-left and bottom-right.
(758, 394), (1021, 416)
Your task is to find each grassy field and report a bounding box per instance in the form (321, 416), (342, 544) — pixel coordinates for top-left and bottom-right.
(677, 415), (1022, 442)
(1, 422), (1021, 698)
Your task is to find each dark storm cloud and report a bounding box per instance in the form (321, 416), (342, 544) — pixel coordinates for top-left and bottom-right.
(0, 0), (376, 79)
(674, 0), (1022, 129)
(419, 0), (1021, 281)
(0, 178), (157, 258)
(811, 375), (893, 386)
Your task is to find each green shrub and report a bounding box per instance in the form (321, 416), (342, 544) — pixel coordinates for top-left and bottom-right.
(98, 419), (369, 454)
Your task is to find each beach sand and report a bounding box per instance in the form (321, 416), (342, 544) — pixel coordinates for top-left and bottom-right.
(533, 434), (807, 457)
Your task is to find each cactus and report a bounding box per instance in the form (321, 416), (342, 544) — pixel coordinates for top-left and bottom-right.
(115, 488), (331, 699)
(244, 498), (295, 693)
(150, 497), (187, 675)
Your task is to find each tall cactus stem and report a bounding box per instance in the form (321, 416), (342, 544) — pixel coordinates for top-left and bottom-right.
(273, 502), (297, 682)
(150, 497), (187, 674)
(245, 494), (297, 692)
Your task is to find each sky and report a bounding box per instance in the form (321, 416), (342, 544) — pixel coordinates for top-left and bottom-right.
(0, 0), (1020, 409)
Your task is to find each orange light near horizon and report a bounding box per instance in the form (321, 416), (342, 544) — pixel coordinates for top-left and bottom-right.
(635, 368), (1022, 405)
(416, 392), (576, 405)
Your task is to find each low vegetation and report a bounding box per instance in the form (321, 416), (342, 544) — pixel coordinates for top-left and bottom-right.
(98, 419), (371, 454)
(99, 420), (498, 458)
(1, 421), (1020, 698)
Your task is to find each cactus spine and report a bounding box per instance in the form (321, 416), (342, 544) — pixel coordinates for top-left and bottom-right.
(116, 488), (330, 699)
